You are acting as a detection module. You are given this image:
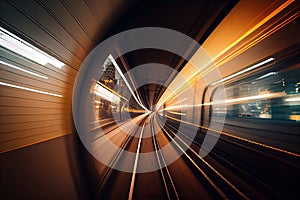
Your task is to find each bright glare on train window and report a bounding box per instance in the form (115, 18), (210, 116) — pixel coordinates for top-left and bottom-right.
(94, 82), (121, 104)
(0, 26), (65, 69)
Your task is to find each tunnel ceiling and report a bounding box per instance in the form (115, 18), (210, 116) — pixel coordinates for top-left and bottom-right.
(0, 0), (238, 110)
(0, 0), (236, 151)
(100, 0), (239, 108)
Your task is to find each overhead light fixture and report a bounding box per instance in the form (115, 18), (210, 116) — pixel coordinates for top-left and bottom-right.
(211, 57), (275, 86)
(0, 81), (63, 97)
(0, 60), (48, 79)
(108, 54), (150, 112)
(0, 27), (64, 69)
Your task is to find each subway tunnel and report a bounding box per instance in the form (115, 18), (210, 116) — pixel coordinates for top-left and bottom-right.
(0, 0), (300, 199)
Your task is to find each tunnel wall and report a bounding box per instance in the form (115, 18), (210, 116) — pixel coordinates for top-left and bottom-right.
(0, 0), (126, 198)
(0, 0), (125, 153)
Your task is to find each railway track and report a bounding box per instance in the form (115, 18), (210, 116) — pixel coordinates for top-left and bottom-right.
(128, 114), (179, 200)
(156, 116), (249, 200)
(89, 111), (299, 199)
(164, 116), (300, 199)
(95, 113), (229, 199)
(96, 115), (179, 199)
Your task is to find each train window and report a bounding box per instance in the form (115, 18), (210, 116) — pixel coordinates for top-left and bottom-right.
(93, 56), (126, 121)
(213, 62), (300, 122)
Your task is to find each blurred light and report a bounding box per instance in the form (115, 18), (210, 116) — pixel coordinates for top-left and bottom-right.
(225, 93), (272, 103)
(165, 92), (286, 110)
(285, 97), (300, 102)
(108, 54), (150, 112)
(168, 97), (188, 106)
(124, 107), (147, 113)
(290, 115), (300, 121)
(164, 102), (211, 110)
(94, 83), (120, 104)
(0, 81), (63, 97)
(211, 58), (275, 86)
(0, 27), (64, 69)
(221, 92), (285, 104)
(0, 60), (48, 79)
(168, 111), (186, 116)
(256, 72), (278, 80)
(97, 81), (128, 102)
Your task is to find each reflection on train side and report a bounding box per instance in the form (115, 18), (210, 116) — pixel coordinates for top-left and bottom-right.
(91, 56), (128, 122)
(212, 61), (300, 122)
(91, 55), (149, 124)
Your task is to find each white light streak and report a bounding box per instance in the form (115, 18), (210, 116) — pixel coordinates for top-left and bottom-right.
(256, 72), (277, 80)
(0, 60), (48, 79)
(285, 97), (300, 102)
(0, 27), (64, 69)
(128, 123), (145, 200)
(165, 92), (286, 110)
(211, 58), (275, 86)
(0, 81), (63, 97)
(224, 93), (272, 103)
(168, 111), (186, 116)
(108, 54), (150, 112)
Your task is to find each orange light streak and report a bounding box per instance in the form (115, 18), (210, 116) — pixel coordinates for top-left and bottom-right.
(163, 0), (296, 103)
(161, 125), (248, 199)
